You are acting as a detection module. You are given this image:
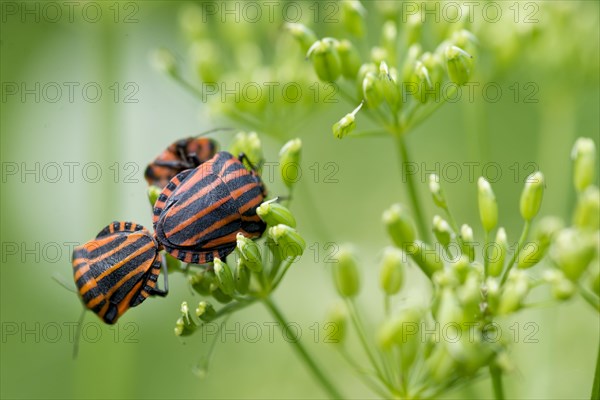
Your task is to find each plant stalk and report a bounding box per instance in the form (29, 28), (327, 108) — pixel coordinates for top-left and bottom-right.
(490, 365), (505, 400)
(396, 135), (430, 243)
(262, 298), (344, 399)
(592, 340), (600, 400)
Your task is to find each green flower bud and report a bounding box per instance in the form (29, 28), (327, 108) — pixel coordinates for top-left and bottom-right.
(189, 270), (214, 296)
(410, 61), (434, 104)
(151, 48), (177, 76)
(437, 288), (465, 326)
(147, 185), (161, 207)
(213, 258), (235, 296)
(534, 216), (564, 248)
(379, 247), (405, 295)
(383, 203), (416, 247)
(550, 228), (596, 281)
(189, 41), (221, 83)
(488, 228), (507, 277)
(356, 63), (377, 98)
(478, 177), (498, 232)
(229, 131), (263, 169)
(285, 23), (318, 54)
(307, 39), (341, 82)
(571, 138), (596, 192)
(236, 233), (262, 272)
(460, 224), (475, 262)
(332, 113), (356, 139)
(379, 61), (400, 109)
(517, 241), (547, 269)
(279, 138), (302, 189)
(457, 273), (481, 321)
(445, 45), (473, 86)
(573, 186), (600, 231)
(426, 343), (455, 383)
(498, 271), (530, 315)
(401, 44), (422, 84)
(520, 172), (545, 221)
(377, 307), (422, 358)
(362, 72), (383, 108)
(332, 102), (363, 139)
(175, 301), (197, 337)
(235, 259), (251, 295)
(370, 47), (388, 66)
(268, 224), (306, 259)
(450, 29), (478, 56)
(333, 246), (360, 298)
(433, 215), (452, 249)
(179, 4), (206, 40)
(450, 255), (471, 284)
(325, 303), (347, 344)
(381, 21), (398, 62)
(485, 277), (501, 314)
(337, 39), (361, 79)
(543, 270), (575, 301)
(341, 1), (366, 37)
(405, 14), (422, 45)
(256, 201), (296, 228)
(211, 287), (232, 304)
(406, 240), (444, 278)
(195, 301), (217, 322)
(428, 174), (447, 209)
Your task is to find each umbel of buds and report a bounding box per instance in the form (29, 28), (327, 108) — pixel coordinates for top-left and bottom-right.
(229, 131), (263, 169)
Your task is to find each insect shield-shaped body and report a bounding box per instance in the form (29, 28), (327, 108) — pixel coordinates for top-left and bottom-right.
(145, 137), (218, 188)
(72, 222), (168, 324)
(153, 151), (267, 264)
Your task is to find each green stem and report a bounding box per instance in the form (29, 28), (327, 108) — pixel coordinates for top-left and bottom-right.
(338, 348), (391, 398)
(578, 283), (600, 312)
(490, 365), (505, 400)
(262, 298), (344, 399)
(592, 340), (600, 400)
(500, 221), (531, 285)
(396, 136), (430, 243)
(345, 299), (393, 391)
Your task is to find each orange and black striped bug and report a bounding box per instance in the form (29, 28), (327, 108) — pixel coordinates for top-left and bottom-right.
(153, 151), (267, 264)
(72, 221), (168, 324)
(144, 136), (219, 188)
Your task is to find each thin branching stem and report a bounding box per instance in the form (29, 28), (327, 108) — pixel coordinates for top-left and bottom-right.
(262, 298), (345, 399)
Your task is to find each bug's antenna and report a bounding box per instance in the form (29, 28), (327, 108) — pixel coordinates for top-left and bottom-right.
(194, 127), (237, 138)
(52, 273), (76, 293)
(72, 307), (86, 360)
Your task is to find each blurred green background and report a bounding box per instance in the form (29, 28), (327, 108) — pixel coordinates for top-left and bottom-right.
(1, 1), (598, 399)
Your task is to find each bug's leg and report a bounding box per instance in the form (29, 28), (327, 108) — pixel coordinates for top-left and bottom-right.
(153, 160), (189, 169)
(238, 152), (261, 173)
(151, 253), (169, 297)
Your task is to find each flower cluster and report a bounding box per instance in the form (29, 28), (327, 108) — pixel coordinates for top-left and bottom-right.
(324, 137), (598, 398)
(286, 2), (477, 139)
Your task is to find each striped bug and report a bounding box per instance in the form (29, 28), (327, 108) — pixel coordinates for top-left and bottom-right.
(72, 221), (168, 324)
(153, 151), (267, 264)
(144, 136), (219, 188)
